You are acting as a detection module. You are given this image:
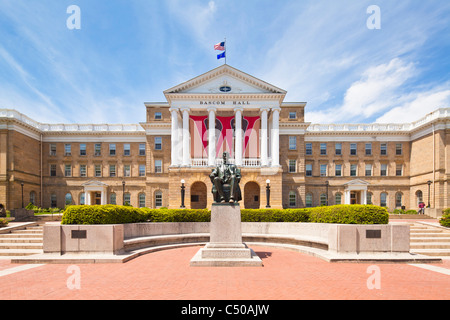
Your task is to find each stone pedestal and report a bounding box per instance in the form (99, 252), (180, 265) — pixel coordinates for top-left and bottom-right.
(190, 203), (263, 267)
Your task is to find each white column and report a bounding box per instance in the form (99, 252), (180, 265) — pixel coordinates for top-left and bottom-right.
(170, 108), (180, 166)
(207, 107), (216, 167)
(85, 191), (91, 205)
(271, 107), (280, 167)
(181, 108), (190, 166)
(234, 107), (243, 166)
(101, 189), (107, 205)
(344, 190), (350, 205)
(362, 189), (367, 205)
(260, 107), (269, 166)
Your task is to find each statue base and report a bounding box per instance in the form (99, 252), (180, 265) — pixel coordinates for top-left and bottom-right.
(190, 203), (263, 267)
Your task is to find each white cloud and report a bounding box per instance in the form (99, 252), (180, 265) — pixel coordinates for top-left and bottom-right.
(306, 58), (416, 123)
(375, 88), (450, 123)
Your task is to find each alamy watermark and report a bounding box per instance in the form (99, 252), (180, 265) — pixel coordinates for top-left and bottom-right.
(66, 5), (81, 30)
(66, 265), (81, 290)
(366, 265), (381, 290)
(367, 5), (381, 30)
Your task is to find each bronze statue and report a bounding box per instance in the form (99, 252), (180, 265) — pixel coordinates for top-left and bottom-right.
(210, 152), (242, 203)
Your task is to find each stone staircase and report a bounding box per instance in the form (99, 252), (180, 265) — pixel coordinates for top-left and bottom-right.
(410, 223), (450, 258)
(0, 224), (44, 257)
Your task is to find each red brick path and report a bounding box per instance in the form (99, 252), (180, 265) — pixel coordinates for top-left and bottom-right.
(0, 245), (448, 300)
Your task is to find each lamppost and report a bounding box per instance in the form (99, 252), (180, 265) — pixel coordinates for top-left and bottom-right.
(21, 182), (24, 208)
(180, 179), (186, 208)
(325, 180), (329, 206)
(265, 179), (271, 208)
(122, 180), (126, 205)
(427, 180), (432, 208)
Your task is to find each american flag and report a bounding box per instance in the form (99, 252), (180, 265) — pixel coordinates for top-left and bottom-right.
(214, 42), (225, 51)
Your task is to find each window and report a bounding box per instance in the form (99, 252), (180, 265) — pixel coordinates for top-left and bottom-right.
(80, 164), (87, 177)
(64, 144), (71, 156)
(139, 193), (146, 208)
(416, 190), (423, 204)
(289, 136), (296, 150)
(65, 164), (72, 177)
(50, 194), (57, 208)
(109, 165), (116, 177)
(305, 194), (313, 208)
(320, 164), (327, 177)
(320, 194), (327, 206)
(380, 143), (387, 155)
(350, 164), (357, 176)
(335, 164), (342, 177)
(124, 193), (131, 205)
(350, 143), (357, 155)
(80, 144), (86, 156)
(380, 192), (387, 207)
(305, 143), (312, 155)
(395, 192), (402, 207)
(305, 164), (312, 177)
(320, 143), (327, 155)
(335, 193), (342, 205)
(289, 160), (296, 173)
(396, 164), (403, 176)
(155, 160), (162, 173)
(396, 144), (402, 155)
(50, 164), (57, 177)
(155, 112), (162, 120)
(110, 193), (116, 205)
(155, 191), (163, 208)
(139, 164), (146, 177)
(155, 137), (162, 150)
(124, 144), (131, 156)
(95, 164), (102, 177)
(50, 144), (57, 156)
(380, 164), (387, 176)
(80, 193), (85, 205)
(365, 143), (372, 155)
(94, 143), (101, 156)
(365, 164), (372, 176)
(335, 143), (342, 155)
(289, 191), (296, 207)
(124, 164), (131, 177)
(29, 191), (36, 205)
(65, 193), (72, 206)
(139, 143), (146, 156)
(367, 192), (373, 205)
(289, 111), (297, 119)
(109, 144), (116, 156)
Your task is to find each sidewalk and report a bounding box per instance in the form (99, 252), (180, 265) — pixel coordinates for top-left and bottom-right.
(0, 245), (448, 300)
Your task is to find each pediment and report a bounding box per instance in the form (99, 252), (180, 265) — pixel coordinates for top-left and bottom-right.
(164, 65), (286, 96)
(82, 180), (108, 187)
(344, 179), (370, 186)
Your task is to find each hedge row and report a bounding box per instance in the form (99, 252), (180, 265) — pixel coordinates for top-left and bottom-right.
(62, 204), (389, 225)
(440, 208), (450, 227)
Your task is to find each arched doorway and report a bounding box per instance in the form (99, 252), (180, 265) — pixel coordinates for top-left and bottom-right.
(244, 182), (260, 209)
(191, 182), (207, 209)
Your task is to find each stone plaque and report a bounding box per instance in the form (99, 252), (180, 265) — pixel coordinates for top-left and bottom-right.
(71, 230), (87, 239)
(366, 229), (381, 239)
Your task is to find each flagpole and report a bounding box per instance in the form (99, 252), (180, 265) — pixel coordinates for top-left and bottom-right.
(224, 38), (227, 65)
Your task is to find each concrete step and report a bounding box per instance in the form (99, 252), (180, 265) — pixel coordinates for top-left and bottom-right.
(410, 242), (450, 249)
(411, 249), (450, 256)
(0, 249), (43, 256)
(0, 238), (43, 243)
(411, 232), (450, 238)
(11, 229), (43, 234)
(0, 233), (42, 238)
(0, 243), (43, 250)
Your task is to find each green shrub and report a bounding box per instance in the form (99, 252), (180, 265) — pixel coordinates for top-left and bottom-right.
(440, 209), (450, 227)
(62, 205), (149, 225)
(0, 218), (8, 227)
(61, 204), (389, 225)
(309, 205), (388, 224)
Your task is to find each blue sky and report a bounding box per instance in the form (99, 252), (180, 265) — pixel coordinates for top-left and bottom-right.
(0, 0), (449, 124)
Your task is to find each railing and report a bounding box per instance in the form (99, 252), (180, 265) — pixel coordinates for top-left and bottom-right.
(191, 158), (262, 168)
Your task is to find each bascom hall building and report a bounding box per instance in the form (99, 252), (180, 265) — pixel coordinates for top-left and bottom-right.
(0, 65), (449, 214)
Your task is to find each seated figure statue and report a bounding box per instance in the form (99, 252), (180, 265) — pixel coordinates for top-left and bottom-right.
(210, 152), (242, 203)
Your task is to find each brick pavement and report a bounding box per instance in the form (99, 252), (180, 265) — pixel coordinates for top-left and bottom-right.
(0, 245), (448, 300)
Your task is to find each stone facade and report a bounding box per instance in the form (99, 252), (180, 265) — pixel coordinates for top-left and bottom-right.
(0, 65), (448, 213)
